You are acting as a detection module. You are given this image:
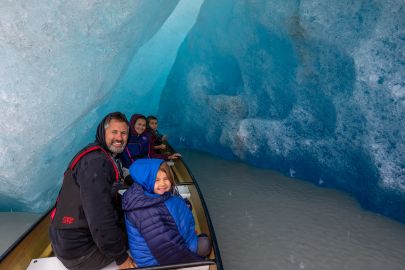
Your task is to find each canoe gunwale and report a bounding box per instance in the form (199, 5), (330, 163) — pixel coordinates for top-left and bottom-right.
(169, 146), (223, 270)
(180, 161), (223, 270)
(127, 260), (215, 269)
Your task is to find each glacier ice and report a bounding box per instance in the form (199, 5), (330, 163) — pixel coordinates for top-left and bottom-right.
(159, 0), (405, 222)
(0, 0), (404, 223)
(0, 0), (181, 211)
(113, 0), (204, 115)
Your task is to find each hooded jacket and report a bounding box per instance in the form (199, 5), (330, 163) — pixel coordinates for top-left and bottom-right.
(121, 114), (169, 168)
(122, 159), (201, 267)
(147, 127), (164, 147)
(49, 112), (129, 265)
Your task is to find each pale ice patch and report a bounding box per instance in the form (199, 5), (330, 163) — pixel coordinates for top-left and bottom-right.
(234, 120), (258, 155)
(289, 167), (296, 177)
(232, 118), (297, 159)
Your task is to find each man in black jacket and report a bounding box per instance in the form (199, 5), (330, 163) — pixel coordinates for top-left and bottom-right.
(49, 112), (136, 270)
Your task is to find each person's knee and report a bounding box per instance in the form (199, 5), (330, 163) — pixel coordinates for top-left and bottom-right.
(197, 235), (211, 257)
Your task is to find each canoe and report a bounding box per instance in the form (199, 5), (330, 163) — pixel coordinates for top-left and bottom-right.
(0, 146), (223, 270)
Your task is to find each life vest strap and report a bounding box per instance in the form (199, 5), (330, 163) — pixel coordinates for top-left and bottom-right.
(69, 145), (119, 181)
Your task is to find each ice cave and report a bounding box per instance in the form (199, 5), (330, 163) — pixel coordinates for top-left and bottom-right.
(0, 0), (404, 225)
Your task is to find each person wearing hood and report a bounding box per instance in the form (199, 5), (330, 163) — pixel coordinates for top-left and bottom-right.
(120, 114), (180, 169)
(122, 159), (211, 267)
(49, 112), (136, 270)
(146, 115), (167, 153)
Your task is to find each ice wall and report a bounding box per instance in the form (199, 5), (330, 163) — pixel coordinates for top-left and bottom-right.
(0, 0), (180, 211)
(114, 0), (204, 116)
(159, 0), (405, 222)
(0, 0), (403, 224)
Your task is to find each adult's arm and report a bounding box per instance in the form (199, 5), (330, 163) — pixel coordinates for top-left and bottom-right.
(148, 140), (180, 160)
(149, 145), (170, 160)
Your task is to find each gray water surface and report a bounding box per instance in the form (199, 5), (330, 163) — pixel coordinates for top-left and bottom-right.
(0, 212), (41, 256)
(181, 149), (405, 270)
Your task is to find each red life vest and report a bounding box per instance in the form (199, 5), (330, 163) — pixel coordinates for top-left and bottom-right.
(50, 144), (119, 229)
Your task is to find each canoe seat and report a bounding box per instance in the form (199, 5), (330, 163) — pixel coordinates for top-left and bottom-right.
(27, 257), (211, 269)
(177, 185), (191, 199)
(26, 257), (118, 269)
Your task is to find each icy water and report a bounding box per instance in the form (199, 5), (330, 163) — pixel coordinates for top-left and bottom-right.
(0, 212), (41, 256)
(180, 149), (405, 270)
(1, 149), (405, 270)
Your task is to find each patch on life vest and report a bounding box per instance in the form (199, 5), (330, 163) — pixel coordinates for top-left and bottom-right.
(62, 216), (75, 224)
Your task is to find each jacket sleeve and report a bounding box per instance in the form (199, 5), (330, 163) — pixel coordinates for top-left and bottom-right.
(125, 217), (158, 267)
(76, 153), (128, 265)
(149, 146), (169, 160)
(142, 131), (167, 160)
(169, 197), (198, 253)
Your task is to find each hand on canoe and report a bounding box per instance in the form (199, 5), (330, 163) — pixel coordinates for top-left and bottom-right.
(168, 153), (181, 160)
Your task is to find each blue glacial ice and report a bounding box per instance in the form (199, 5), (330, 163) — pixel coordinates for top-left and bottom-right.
(0, 0), (404, 223)
(158, 0), (405, 222)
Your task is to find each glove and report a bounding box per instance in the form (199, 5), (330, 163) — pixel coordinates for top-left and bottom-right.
(124, 175), (134, 186)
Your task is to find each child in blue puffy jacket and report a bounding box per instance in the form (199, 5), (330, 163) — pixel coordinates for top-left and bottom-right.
(122, 159), (211, 267)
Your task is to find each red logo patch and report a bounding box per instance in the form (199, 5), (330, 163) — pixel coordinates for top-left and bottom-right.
(62, 216), (75, 224)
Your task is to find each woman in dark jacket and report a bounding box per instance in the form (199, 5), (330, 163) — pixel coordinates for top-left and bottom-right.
(121, 114), (180, 168)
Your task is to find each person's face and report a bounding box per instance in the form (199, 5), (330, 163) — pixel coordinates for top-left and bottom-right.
(105, 119), (128, 154)
(148, 119), (158, 131)
(154, 170), (172, 195)
(134, 118), (146, 134)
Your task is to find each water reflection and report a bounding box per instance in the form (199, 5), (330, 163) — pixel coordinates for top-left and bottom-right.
(0, 212), (42, 256)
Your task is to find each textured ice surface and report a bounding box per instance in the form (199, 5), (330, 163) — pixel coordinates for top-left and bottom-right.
(0, 0), (404, 224)
(0, 0), (180, 211)
(114, 0), (204, 115)
(159, 0), (405, 222)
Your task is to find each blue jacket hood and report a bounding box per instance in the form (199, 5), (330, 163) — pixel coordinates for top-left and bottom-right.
(129, 158), (164, 193)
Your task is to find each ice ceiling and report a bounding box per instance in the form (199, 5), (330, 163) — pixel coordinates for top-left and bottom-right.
(0, 0), (404, 223)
